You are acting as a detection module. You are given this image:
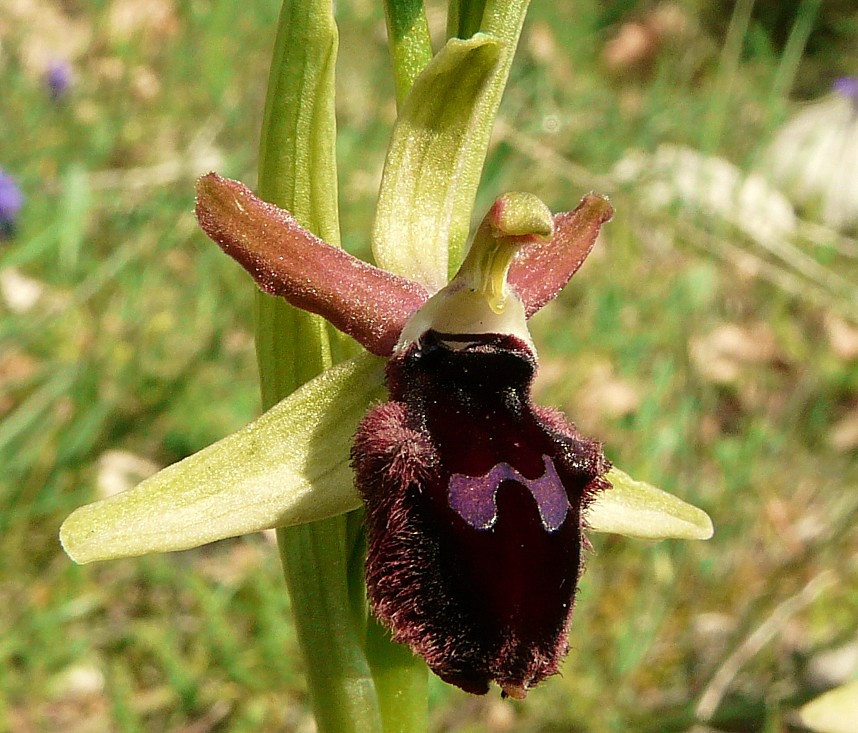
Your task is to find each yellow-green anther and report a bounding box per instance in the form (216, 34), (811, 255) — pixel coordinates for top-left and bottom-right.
(490, 191), (554, 239)
(458, 192), (554, 313)
(461, 233), (518, 314)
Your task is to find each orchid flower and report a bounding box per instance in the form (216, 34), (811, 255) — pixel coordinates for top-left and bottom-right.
(58, 172), (714, 563)
(60, 1), (712, 727)
(201, 176), (612, 698)
(61, 168), (711, 692)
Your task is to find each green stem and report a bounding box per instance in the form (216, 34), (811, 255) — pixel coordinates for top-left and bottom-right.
(255, 300), (331, 407)
(276, 523), (381, 733)
(447, 0), (487, 39)
(366, 616), (429, 733)
(383, 0), (433, 107)
(255, 1), (382, 731)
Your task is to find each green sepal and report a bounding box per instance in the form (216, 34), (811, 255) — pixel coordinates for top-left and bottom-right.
(372, 34), (503, 291)
(60, 353), (385, 564)
(588, 468), (714, 541)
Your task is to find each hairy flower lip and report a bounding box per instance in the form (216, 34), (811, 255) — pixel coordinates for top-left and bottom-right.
(195, 173), (613, 356)
(354, 328), (610, 698)
(352, 192), (613, 695)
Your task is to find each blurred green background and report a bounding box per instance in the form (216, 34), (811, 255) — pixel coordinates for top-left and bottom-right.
(1, 1), (857, 731)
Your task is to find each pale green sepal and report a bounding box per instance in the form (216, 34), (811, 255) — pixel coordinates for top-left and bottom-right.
(372, 34), (502, 292)
(60, 353), (385, 564)
(587, 467), (714, 541)
(798, 680), (858, 733)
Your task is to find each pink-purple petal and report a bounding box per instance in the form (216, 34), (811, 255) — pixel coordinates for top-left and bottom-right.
(510, 193), (613, 317)
(195, 173), (429, 356)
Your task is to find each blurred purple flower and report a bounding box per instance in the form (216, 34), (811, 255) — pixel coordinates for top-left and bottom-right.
(0, 170), (24, 239)
(833, 77), (858, 110)
(45, 59), (73, 100)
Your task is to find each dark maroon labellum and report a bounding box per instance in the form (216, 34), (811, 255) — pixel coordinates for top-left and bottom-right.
(352, 330), (609, 698)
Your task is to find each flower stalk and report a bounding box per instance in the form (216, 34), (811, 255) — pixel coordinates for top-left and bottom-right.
(255, 2), (382, 731)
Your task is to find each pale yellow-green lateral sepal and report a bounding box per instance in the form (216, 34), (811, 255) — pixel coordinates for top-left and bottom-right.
(588, 467), (714, 541)
(61, 353), (385, 563)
